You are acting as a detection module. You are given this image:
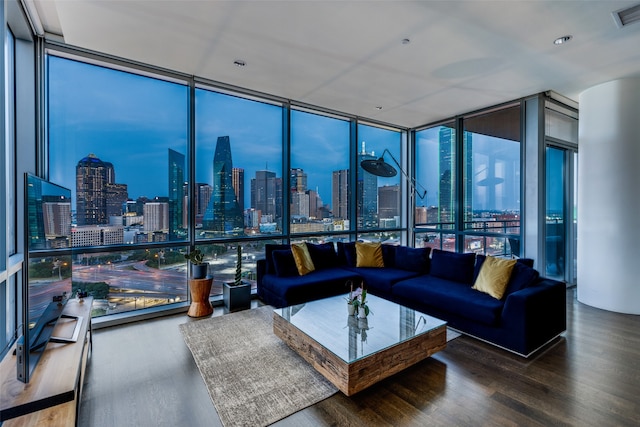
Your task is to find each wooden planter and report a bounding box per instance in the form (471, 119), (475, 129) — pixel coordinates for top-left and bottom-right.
(223, 281), (251, 312)
(187, 277), (213, 317)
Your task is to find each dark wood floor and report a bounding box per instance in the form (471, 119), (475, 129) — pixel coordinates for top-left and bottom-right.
(79, 288), (640, 426)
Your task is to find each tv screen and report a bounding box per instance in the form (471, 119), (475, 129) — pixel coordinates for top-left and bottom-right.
(20, 174), (73, 382)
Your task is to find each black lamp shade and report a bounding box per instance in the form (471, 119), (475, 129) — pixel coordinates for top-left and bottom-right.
(360, 158), (397, 177)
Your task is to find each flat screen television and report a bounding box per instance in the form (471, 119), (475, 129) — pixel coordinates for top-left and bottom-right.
(17, 174), (75, 383)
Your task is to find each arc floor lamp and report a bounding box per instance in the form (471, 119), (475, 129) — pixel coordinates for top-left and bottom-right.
(360, 149), (427, 200)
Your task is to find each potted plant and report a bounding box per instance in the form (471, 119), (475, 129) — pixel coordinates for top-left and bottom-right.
(184, 247), (208, 279)
(223, 245), (251, 311)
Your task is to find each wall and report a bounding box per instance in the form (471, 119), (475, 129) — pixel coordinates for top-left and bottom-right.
(578, 78), (640, 315)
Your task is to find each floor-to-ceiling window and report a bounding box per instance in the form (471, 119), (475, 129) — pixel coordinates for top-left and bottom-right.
(290, 109), (350, 237)
(47, 52), (190, 316)
(357, 123), (403, 242)
(463, 104), (521, 255)
(414, 104), (522, 255)
(414, 121), (457, 251)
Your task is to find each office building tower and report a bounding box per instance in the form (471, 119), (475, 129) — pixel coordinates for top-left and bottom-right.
(76, 153), (109, 226)
(308, 189), (322, 219)
(168, 148), (185, 238)
(195, 183), (213, 216)
(144, 201), (169, 233)
(291, 191), (310, 217)
(378, 184), (400, 221)
(232, 167), (245, 213)
(202, 136), (244, 234)
(290, 168), (307, 193)
(332, 169), (349, 220)
(251, 170), (281, 219)
(438, 127), (472, 225)
(105, 183), (128, 218)
(357, 142), (378, 228)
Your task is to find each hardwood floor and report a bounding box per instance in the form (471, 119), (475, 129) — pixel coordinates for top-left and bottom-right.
(78, 289), (640, 426)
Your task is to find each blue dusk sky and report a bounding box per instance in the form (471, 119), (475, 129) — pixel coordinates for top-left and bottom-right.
(47, 55), (400, 211)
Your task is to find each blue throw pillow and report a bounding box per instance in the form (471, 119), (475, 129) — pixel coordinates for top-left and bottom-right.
(306, 242), (338, 270)
(264, 244), (290, 275)
(503, 262), (539, 297)
(337, 242), (357, 267)
(430, 249), (476, 284)
(395, 246), (431, 273)
(381, 244), (397, 268)
(271, 249), (299, 277)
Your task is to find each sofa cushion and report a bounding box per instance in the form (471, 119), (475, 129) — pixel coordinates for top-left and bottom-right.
(306, 242), (339, 270)
(261, 268), (360, 307)
(472, 256), (517, 299)
(345, 266), (421, 294)
(356, 242), (385, 267)
(264, 244), (291, 275)
(291, 243), (315, 275)
(393, 276), (504, 325)
(430, 249), (476, 284)
(271, 249), (298, 277)
(395, 246), (431, 273)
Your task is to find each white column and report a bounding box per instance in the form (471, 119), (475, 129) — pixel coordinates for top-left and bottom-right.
(577, 78), (640, 314)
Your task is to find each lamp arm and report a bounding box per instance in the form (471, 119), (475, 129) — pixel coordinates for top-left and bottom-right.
(380, 149), (428, 200)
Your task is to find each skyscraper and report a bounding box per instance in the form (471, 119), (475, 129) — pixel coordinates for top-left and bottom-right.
(232, 167), (245, 214)
(105, 183), (128, 218)
(378, 184), (400, 220)
(76, 153), (109, 226)
(168, 148), (185, 239)
(438, 127), (473, 225)
(358, 142), (378, 228)
(202, 136), (243, 234)
(332, 169), (349, 220)
(251, 170), (281, 220)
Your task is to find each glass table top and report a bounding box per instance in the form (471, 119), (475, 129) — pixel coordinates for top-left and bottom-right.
(274, 294), (446, 364)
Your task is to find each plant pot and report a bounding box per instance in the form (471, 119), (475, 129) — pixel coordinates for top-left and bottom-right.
(223, 281), (251, 312)
(191, 263), (209, 279)
(358, 306), (368, 318)
(347, 304), (356, 316)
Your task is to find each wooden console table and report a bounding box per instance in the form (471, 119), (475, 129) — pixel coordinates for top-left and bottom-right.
(0, 297), (93, 426)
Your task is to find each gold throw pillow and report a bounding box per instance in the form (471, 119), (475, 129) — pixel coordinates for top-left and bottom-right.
(291, 242), (315, 275)
(355, 242), (385, 268)
(472, 255), (517, 299)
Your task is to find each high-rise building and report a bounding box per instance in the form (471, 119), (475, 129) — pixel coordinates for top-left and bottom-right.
(291, 191), (310, 217)
(76, 153), (109, 226)
(307, 189), (322, 219)
(438, 127), (472, 225)
(290, 168), (307, 193)
(202, 136), (244, 234)
(332, 169), (349, 220)
(358, 142), (378, 228)
(105, 183), (128, 218)
(378, 184), (400, 221)
(195, 183), (213, 216)
(168, 148), (185, 239)
(143, 201), (169, 233)
(232, 167), (245, 214)
(251, 170), (282, 221)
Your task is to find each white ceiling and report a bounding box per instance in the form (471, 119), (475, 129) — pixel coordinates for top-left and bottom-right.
(30, 0), (640, 128)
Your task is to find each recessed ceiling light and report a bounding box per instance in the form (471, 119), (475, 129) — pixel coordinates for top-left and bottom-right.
(233, 59), (246, 67)
(553, 35), (573, 45)
(402, 38), (411, 45)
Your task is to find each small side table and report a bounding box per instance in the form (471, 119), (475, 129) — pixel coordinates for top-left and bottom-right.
(187, 277), (214, 317)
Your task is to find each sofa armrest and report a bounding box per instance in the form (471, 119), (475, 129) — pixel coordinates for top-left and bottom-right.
(501, 278), (566, 353)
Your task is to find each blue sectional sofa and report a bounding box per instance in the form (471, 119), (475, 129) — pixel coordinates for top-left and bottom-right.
(257, 242), (566, 357)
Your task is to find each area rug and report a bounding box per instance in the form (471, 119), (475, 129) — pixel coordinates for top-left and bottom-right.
(179, 306), (338, 427)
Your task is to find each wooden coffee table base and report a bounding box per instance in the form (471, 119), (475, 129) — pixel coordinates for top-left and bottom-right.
(273, 313), (447, 396)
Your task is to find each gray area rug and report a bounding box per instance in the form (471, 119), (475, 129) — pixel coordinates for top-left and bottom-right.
(179, 306), (338, 427)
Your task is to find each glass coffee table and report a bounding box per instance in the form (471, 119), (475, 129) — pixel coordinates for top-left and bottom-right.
(273, 293), (447, 396)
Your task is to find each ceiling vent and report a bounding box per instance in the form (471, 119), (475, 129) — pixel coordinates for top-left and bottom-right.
(612, 3), (640, 28)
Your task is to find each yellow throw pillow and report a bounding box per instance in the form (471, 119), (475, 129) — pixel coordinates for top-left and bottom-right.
(472, 256), (517, 299)
(355, 242), (385, 268)
(291, 242), (315, 275)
